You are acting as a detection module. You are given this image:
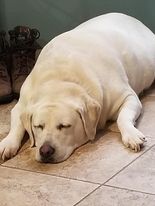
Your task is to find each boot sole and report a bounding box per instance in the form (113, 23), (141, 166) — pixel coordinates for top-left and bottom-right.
(0, 93), (14, 104)
(13, 92), (19, 100)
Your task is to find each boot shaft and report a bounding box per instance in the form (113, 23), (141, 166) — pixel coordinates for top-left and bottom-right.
(0, 26), (41, 103)
(0, 31), (9, 54)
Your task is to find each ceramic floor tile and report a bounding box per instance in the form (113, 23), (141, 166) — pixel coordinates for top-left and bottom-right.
(77, 186), (155, 206)
(0, 101), (17, 164)
(0, 100), (17, 140)
(136, 96), (155, 139)
(106, 145), (155, 194)
(0, 165), (97, 206)
(3, 131), (153, 184)
(0, 101), (30, 165)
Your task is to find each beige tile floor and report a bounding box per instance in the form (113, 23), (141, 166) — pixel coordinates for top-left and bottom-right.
(0, 85), (155, 206)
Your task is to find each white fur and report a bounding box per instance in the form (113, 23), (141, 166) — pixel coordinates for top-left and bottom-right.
(0, 13), (155, 162)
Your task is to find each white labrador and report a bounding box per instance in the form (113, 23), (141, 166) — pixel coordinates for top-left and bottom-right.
(0, 13), (155, 163)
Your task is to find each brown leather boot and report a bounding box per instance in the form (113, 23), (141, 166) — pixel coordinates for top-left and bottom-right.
(9, 26), (41, 99)
(11, 49), (36, 99)
(0, 31), (13, 104)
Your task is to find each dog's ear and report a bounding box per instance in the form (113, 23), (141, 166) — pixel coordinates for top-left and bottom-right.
(77, 95), (101, 141)
(20, 110), (35, 147)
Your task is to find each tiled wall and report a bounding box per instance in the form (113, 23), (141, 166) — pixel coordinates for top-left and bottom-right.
(0, 0), (155, 45)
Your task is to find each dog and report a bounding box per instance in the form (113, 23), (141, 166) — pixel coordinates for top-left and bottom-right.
(0, 13), (155, 163)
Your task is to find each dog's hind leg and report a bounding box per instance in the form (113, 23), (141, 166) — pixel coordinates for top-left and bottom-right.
(0, 102), (25, 160)
(117, 92), (146, 152)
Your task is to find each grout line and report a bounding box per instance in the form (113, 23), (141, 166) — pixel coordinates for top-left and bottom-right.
(1, 143), (155, 187)
(74, 184), (155, 206)
(73, 185), (102, 206)
(74, 169), (155, 206)
(1, 164), (100, 186)
(102, 144), (155, 185)
(103, 184), (155, 196)
(73, 144), (155, 205)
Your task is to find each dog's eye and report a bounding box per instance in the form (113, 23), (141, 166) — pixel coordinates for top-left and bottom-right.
(34, 124), (44, 130)
(57, 124), (71, 130)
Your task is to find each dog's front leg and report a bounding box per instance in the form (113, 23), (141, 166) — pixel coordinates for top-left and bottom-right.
(117, 94), (146, 152)
(0, 102), (25, 160)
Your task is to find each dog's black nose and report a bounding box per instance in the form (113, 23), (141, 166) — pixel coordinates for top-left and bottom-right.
(39, 144), (55, 160)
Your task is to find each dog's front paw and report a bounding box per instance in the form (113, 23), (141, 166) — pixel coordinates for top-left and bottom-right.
(122, 127), (147, 152)
(0, 137), (20, 161)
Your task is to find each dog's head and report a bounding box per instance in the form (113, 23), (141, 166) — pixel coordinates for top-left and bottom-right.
(21, 95), (101, 163)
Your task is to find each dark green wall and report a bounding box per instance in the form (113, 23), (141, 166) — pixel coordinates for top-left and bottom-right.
(1, 0), (155, 45)
(0, 0), (6, 29)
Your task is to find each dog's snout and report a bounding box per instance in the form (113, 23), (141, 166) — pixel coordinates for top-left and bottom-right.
(39, 144), (55, 160)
